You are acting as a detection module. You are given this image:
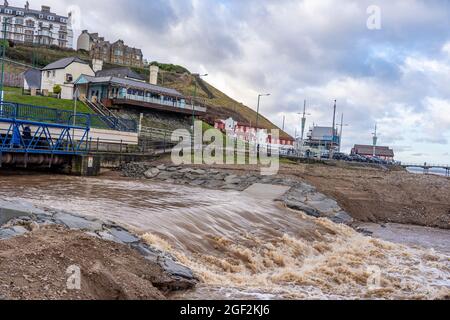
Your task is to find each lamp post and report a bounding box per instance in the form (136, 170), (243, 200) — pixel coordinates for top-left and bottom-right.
(0, 17), (8, 105)
(255, 93), (270, 130)
(336, 113), (349, 153)
(372, 124), (378, 157)
(191, 73), (208, 131)
(329, 100), (337, 160)
(255, 93), (270, 149)
(298, 100), (311, 154)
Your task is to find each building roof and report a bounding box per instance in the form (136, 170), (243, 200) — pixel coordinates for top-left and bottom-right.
(0, 4), (69, 21)
(75, 74), (183, 98)
(96, 67), (145, 81)
(309, 126), (338, 141)
(23, 68), (41, 89)
(42, 57), (88, 71)
(352, 145), (395, 157)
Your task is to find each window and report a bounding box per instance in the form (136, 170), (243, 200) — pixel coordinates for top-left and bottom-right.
(47, 16), (55, 21)
(66, 74), (73, 82)
(16, 11), (24, 16)
(52, 70), (56, 77)
(26, 19), (34, 27)
(15, 18), (24, 25)
(46, 71), (50, 78)
(39, 14), (44, 19)
(60, 18), (67, 23)
(4, 9), (13, 14)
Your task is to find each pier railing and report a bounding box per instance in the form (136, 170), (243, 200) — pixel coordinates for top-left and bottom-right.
(0, 102), (137, 133)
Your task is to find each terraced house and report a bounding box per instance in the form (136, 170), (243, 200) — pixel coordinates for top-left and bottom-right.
(0, 1), (73, 48)
(77, 30), (143, 68)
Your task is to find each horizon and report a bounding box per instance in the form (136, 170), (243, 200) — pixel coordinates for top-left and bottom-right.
(10, 0), (450, 164)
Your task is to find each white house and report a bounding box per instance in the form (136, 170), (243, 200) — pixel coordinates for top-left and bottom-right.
(0, 4), (73, 48)
(40, 57), (95, 100)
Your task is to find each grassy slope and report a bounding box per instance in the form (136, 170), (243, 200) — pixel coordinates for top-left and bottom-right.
(4, 87), (93, 114)
(6, 45), (291, 139)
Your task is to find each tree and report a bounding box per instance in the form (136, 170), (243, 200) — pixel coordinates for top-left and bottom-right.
(53, 84), (62, 96)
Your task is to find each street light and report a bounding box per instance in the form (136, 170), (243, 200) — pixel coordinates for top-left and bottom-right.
(336, 113), (349, 153)
(0, 17), (9, 105)
(191, 73), (208, 131)
(297, 100), (311, 153)
(255, 93), (270, 130)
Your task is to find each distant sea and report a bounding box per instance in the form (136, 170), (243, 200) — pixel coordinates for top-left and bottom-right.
(406, 167), (449, 177)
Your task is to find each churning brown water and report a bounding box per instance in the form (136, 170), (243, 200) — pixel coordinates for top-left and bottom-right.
(0, 174), (448, 299)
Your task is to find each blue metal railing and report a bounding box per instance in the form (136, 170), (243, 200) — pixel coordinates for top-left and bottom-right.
(0, 102), (137, 132)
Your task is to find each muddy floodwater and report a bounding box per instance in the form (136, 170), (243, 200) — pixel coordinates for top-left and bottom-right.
(0, 174), (449, 299)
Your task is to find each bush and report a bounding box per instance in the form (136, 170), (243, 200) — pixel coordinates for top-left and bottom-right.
(53, 84), (62, 95)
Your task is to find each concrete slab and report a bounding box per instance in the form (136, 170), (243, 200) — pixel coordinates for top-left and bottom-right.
(0, 200), (47, 225)
(244, 183), (290, 200)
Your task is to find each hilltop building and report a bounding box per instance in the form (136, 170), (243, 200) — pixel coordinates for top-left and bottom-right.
(77, 30), (143, 68)
(0, 2), (73, 48)
(351, 145), (395, 160)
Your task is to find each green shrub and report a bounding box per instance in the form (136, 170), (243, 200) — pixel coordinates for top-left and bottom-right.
(53, 84), (62, 95)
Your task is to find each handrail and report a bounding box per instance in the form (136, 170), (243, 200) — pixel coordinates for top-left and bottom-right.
(0, 101), (137, 133)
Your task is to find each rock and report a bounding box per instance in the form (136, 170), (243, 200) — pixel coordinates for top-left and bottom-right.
(166, 167), (179, 172)
(330, 211), (354, 225)
(0, 200), (46, 225)
(156, 172), (173, 180)
(131, 243), (160, 263)
(159, 257), (195, 280)
(157, 164), (167, 171)
(97, 230), (123, 244)
(225, 175), (241, 184)
(108, 227), (140, 244)
(284, 200), (321, 218)
(204, 180), (225, 189)
(144, 168), (160, 179)
(179, 168), (193, 174)
(0, 226), (28, 240)
(53, 213), (103, 232)
(190, 179), (206, 186)
(191, 169), (206, 175)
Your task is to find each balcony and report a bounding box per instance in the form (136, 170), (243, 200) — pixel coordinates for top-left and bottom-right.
(108, 94), (206, 116)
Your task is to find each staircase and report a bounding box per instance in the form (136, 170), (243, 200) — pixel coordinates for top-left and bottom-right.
(84, 99), (135, 132)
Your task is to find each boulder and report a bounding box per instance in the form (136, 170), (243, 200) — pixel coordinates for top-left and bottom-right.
(53, 212), (103, 232)
(144, 168), (161, 179)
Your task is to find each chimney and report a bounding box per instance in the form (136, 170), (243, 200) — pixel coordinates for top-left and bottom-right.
(41, 6), (51, 13)
(149, 65), (159, 85)
(92, 59), (103, 73)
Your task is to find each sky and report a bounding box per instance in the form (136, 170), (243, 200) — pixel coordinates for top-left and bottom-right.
(18, 0), (450, 163)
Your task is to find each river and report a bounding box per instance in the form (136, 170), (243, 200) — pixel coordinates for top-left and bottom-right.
(0, 173), (448, 299)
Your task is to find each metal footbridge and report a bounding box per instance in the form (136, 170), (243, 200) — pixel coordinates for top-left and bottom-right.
(0, 102), (137, 168)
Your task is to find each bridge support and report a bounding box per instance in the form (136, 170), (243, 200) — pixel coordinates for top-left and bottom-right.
(67, 155), (101, 176)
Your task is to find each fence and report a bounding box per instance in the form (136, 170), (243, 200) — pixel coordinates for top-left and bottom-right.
(0, 102), (137, 132)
